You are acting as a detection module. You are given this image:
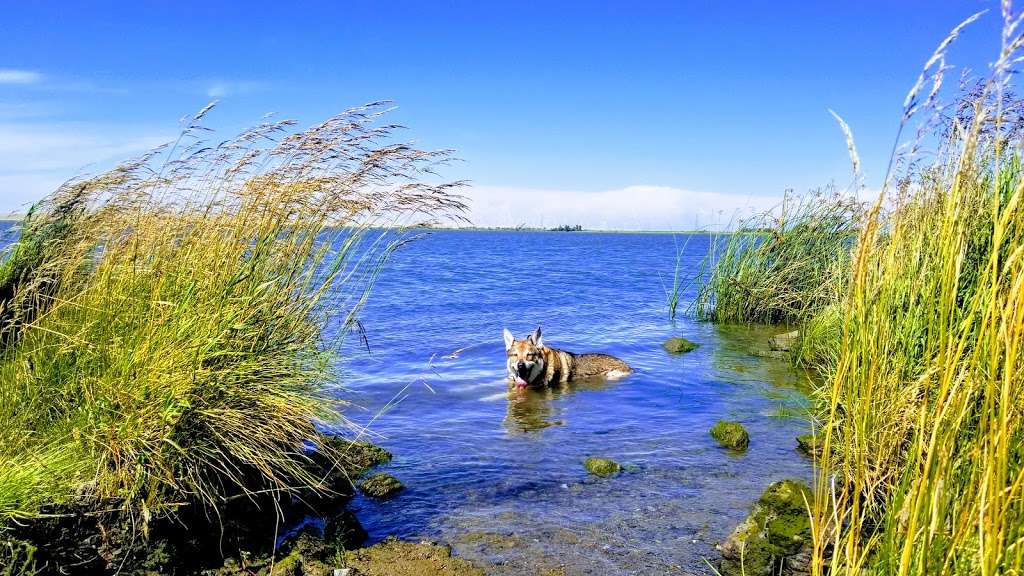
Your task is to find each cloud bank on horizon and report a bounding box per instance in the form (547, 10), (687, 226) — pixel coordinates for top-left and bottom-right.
(460, 185), (783, 231)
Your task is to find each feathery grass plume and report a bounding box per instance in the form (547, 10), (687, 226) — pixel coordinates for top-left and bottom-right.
(691, 188), (864, 326)
(810, 8), (1024, 575)
(0, 102), (465, 527)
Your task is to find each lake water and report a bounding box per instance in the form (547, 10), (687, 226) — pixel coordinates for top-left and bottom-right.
(0, 222), (811, 574)
(335, 230), (812, 575)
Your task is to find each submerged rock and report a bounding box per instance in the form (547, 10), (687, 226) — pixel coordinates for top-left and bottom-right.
(795, 434), (821, 458)
(768, 330), (800, 352)
(752, 349), (790, 360)
(584, 457), (622, 477)
(718, 479), (814, 576)
(662, 337), (699, 354)
(343, 538), (485, 576)
(710, 420), (750, 451)
(358, 473), (405, 499)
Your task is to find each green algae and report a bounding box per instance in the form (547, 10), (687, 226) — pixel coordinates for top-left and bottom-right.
(358, 473), (405, 499)
(718, 480), (814, 576)
(795, 434), (820, 458)
(584, 457), (622, 477)
(710, 420), (750, 451)
(662, 337), (699, 354)
(342, 537), (485, 576)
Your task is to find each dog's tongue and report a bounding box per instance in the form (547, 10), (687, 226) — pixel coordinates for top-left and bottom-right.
(514, 377), (528, 390)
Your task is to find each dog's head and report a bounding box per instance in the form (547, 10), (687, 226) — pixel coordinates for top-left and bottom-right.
(504, 326), (545, 390)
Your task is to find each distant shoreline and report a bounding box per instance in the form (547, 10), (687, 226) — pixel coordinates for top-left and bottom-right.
(427, 225), (718, 235)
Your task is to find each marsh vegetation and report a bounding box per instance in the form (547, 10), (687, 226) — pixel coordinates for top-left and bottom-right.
(688, 9), (1024, 575)
(0, 103), (464, 573)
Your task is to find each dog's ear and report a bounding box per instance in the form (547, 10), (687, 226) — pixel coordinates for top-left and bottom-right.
(503, 328), (515, 351)
(529, 325), (544, 348)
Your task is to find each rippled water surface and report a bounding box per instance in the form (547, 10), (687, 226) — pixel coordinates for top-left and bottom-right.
(334, 230), (812, 575)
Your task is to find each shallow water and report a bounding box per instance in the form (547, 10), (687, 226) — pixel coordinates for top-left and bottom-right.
(0, 222), (811, 574)
(335, 230), (812, 575)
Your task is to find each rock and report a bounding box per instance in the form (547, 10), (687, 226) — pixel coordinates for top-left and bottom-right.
(718, 480), (814, 576)
(358, 473), (405, 499)
(768, 331), (800, 352)
(710, 421), (750, 451)
(325, 510), (368, 550)
(663, 337), (699, 354)
(752, 349), (790, 360)
(317, 435), (393, 477)
(795, 434), (821, 458)
(584, 457), (622, 477)
(341, 537), (485, 576)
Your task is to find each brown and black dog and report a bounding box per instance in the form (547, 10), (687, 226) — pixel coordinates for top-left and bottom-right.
(503, 326), (633, 391)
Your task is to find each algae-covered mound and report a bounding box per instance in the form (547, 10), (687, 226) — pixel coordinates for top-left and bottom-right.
(710, 420), (749, 451)
(343, 537), (486, 576)
(795, 434), (821, 458)
(718, 480), (813, 576)
(663, 337), (698, 354)
(319, 436), (393, 476)
(584, 457), (621, 477)
(359, 473), (405, 499)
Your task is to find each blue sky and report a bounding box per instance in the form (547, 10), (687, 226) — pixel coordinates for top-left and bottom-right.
(0, 1), (1004, 228)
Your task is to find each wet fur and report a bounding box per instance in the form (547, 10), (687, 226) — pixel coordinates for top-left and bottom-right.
(504, 327), (632, 388)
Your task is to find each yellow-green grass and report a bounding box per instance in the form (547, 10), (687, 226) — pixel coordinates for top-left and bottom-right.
(687, 9), (1024, 574)
(812, 143), (1024, 572)
(0, 103), (464, 528)
(809, 12), (1024, 576)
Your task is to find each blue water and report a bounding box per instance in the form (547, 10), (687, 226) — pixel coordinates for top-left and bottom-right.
(335, 230), (812, 575)
(0, 223), (810, 574)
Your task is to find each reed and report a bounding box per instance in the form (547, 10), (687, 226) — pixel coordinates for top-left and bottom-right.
(0, 102), (464, 528)
(692, 189), (862, 326)
(810, 8), (1024, 575)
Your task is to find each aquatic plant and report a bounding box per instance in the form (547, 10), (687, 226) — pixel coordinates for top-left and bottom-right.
(0, 102), (464, 530)
(810, 8), (1024, 575)
(691, 187), (863, 326)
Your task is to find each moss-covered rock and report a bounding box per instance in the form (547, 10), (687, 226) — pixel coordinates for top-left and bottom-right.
(318, 435), (393, 477)
(342, 537), (485, 576)
(710, 420), (750, 451)
(584, 457), (621, 477)
(768, 330), (800, 352)
(795, 434), (821, 458)
(358, 473), (405, 499)
(663, 337), (699, 354)
(718, 479), (814, 576)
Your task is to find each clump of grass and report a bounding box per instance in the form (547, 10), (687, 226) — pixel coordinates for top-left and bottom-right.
(811, 9), (1024, 575)
(0, 102), (464, 526)
(692, 188), (863, 326)
(0, 191), (88, 347)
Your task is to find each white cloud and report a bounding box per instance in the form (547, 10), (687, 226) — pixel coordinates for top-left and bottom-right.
(205, 80), (266, 98)
(0, 123), (171, 211)
(460, 184), (784, 231)
(0, 69), (43, 85)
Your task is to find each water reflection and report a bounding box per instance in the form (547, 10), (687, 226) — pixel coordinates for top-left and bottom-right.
(503, 377), (615, 434)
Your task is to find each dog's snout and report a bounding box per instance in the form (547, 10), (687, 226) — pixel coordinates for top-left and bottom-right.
(516, 361), (526, 370)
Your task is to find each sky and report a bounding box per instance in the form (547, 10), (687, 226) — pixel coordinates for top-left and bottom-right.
(0, 1), (1007, 229)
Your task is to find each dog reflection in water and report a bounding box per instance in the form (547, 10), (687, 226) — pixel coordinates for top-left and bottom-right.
(503, 377), (614, 434)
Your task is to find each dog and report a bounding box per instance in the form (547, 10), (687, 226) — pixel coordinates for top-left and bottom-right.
(503, 326), (633, 390)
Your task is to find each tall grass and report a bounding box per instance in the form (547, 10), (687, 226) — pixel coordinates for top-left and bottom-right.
(692, 189), (863, 326)
(810, 8), (1024, 575)
(0, 102), (464, 526)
